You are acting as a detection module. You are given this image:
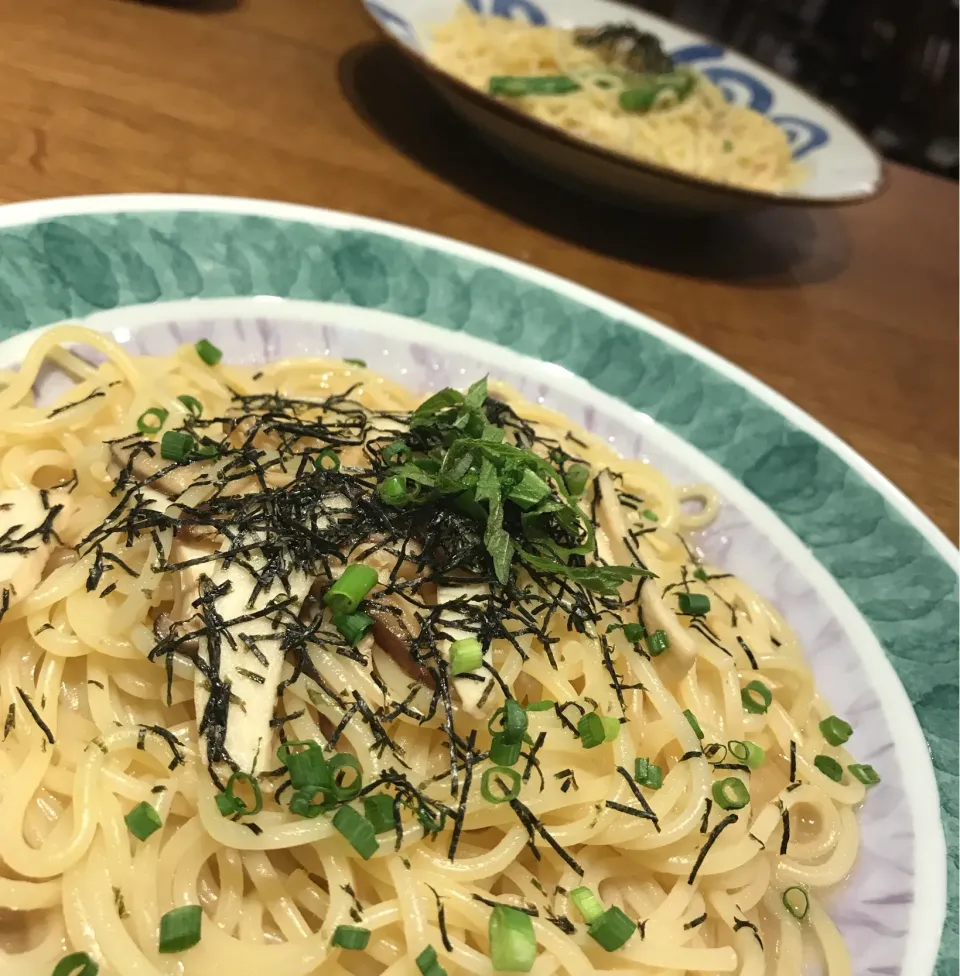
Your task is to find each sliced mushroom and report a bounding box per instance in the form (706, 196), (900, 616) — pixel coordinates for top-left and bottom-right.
(110, 436), (206, 499)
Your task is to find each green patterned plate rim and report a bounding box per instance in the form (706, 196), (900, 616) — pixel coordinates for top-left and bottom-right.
(0, 194), (955, 973)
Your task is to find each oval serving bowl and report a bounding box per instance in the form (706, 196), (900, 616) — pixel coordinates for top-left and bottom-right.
(361, 0), (885, 212)
(0, 194), (952, 975)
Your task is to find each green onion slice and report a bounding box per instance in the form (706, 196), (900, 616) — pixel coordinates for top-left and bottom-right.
(277, 739), (329, 790)
(683, 709), (704, 739)
(813, 754), (843, 782)
(315, 448), (341, 471)
(588, 906), (637, 951)
(727, 740), (765, 769)
(216, 770), (263, 818)
(782, 886), (809, 920)
(569, 886), (604, 924)
(564, 463), (590, 498)
(136, 408), (168, 434)
(489, 74), (581, 97)
(712, 777), (750, 810)
(741, 681), (772, 714)
(819, 715), (853, 746)
(600, 716), (621, 743)
(677, 592), (710, 614)
(343, 358), (367, 368)
(416, 945), (447, 976)
(634, 757), (663, 789)
(489, 734), (523, 767)
(693, 567), (709, 581)
(577, 712), (606, 749)
(332, 805), (379, 859)
(488, 699), (528, 743)
(194, 339), (222, 365)
(177, 394), (202, 417)
(378, 475), (412, 506)
(334, 611), (373, 645)
(124, 800), (162, 841)
(328, 754), (364, 800)
(489, 904), (537, 972)
(481, 766), (522, 804)
(52, 952), (99, 976)
(449, 636), (483, 675)
(382, 440), (412, 465)
(646, 629), (670, 656)
(364, 794), (398, 833)
(525, 700), (554, 712)
(848, 763), (881, 786)
(642, 508), (659, 522)
(160, 430), (195, 462)
(332, 924), (371, 950)
(324, 565), (378, 616)
(158, 904), (203, 953)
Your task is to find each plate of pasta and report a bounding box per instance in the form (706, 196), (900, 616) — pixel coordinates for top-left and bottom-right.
(0, 194), (952, 976)
(361, 0), (884, 211)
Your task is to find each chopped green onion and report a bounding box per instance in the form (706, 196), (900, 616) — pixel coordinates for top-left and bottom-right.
(564, 463), (589, 497)
(416, 945), (447, 976)
(618, 70), (696, 113)
(315, 448), (341, 471)
(332, 805), (379, 859)
(508, 469), (552, 510)
(489, 74), (581, 97)
(713, 777), (750, 810)
(741, 681), (772, 714)
(215, 771), (263, 818)
(449, 637), (483, 675)
(481, 766), (522, 804)
(813, 754), (843, 782)
(177, 394), (202, 417)
(727, 740), (765, 769)
(588, 906), (636, 951)
(136, 408), (168, 434)
(158, 904), (202, 953)
(288, 788), (329, 819)
(324, 565), (378, 616)
(332, 924), (371, 950)
(646, 629), (670, 656)
(621, 622), (644, 642)
(577, 712), (606, 749)
(334, 611), (373, 645)
(160, 430), (195, 462)
(819, 715), (853, 746)
(569, 886), (604, 924)
(277, 740), (328, 789)
(124, 800), (162, 841)
(488, 700), (528, 743)
(378, 475), (412, 506)
(382, 440), (412, 465)
(634, 757), (663, 789)
(343, 357), (367, 368)
(525, 700), (554, 712)
(489, 904), (536, 972)
(642, 508), (659, 522)
(848, 763), (881, 786)
(600, 716), (621, 743)
(194, 339), (222, 365)
(490, 733), (523, 766)
(683, 709), (704, 739)
(328, 754), (364, 800)
(782, 886), (809, 920)
(693, 567), (709, 581)
(677, 592), (710, 614)
(52, 952), (99, 976)
(364, 794), (397, 833)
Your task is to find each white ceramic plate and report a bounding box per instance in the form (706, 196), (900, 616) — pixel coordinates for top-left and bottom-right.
(0, 194), (951, 976)
(362, 0), (885, 212)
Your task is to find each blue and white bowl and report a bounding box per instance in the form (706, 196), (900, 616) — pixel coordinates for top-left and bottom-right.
(362, 0), (885, 212)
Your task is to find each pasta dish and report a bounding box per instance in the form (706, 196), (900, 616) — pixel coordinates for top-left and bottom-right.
(431, 11), (801, 193)
(0, 326), (879, 975)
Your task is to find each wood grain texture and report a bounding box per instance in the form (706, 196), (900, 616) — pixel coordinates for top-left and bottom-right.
(0, 0), (955, 537)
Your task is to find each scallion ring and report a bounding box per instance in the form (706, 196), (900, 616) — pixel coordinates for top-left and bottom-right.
(328, 754), (364, 800)
(158, 904), (203, 953)
(489, 904), (537, 972)
(382, 440), (412, 465)
(52, 952), (99, 976)
(712, 776), (750, 810)
(480, 765), (522, 804)
(176, 394), (203, 417)
(215, 770), (263, 818)
(315, 448), (341, 471)
(782, 886), (810, 921)
(136, 407), (168, 434)
(741, 680), (772, 714)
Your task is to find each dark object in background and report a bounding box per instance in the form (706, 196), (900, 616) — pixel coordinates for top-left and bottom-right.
(631, 0), (958, 180)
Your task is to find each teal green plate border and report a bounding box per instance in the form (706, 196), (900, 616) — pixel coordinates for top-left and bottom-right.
(0, 195), (955, 972)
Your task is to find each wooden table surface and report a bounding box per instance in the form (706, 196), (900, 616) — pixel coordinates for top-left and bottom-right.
(0, 0), (956, 539)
